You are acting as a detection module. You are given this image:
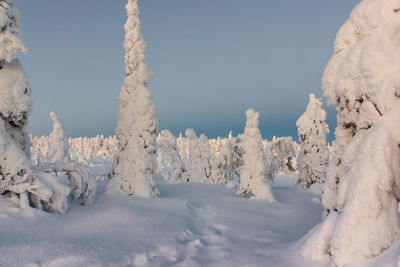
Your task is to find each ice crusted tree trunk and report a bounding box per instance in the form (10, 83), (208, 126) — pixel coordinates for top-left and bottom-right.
(0, 0), (71, 212)
(109, 0), (159, 197)
(238, 109), (274, 202)
(156, 130), (184, 183)
(296, 94), (329, 189)
(300, 0), (400, 265)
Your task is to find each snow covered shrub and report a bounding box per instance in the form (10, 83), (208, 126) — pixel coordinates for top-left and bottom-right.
(296, 94), (329, 189)
(156, 130), (185, 183)
(300, 0), (400, 265)
(185, 129), (208, 183)
(238, 109), (274, 202)
(109, 0), (159, 197)
(65, 164), (96, 206)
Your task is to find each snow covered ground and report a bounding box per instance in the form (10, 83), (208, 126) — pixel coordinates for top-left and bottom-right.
(0, 165), (396, 267)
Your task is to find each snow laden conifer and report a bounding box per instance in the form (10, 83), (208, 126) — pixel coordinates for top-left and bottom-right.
(185, 129), (207, 183)
(0, 0), (31, 154)
(43, 112), (96, 206)
(264, 137), (297, 179)
(156, 130), (185, 183)
(0, 1), (71, 213)
(199, 134), (212, 182)
(296, 94), (329, 189)
(210, 133), (237, 187)
(300, 0), (400, 265)
(238, 109), (274, 202)
(109, 0), (159, 197)
(47, 112), (70, 164)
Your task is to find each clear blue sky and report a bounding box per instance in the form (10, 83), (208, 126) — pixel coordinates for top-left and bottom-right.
(13, 0), (360, 141)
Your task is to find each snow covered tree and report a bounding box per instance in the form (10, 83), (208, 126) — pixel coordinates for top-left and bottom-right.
(265, 137), (297, 179)
(156, 130), (185, 183)
(0, 1), (72, 213)
(185, 129), (203, 183)
(209, 133), (237, 187)
(232, 134), (244, 179)
(199, 134), (212, 182)
(0, 0), (31, 155)
(184, 129), (208, 183)
(109, 0), (159, 197)
(238, 109), (274, 202)
(300, 0), (400, 265)
(40, 112), (96, 206)
(296, 94), (329, 189)
(47, 112), (70, 164)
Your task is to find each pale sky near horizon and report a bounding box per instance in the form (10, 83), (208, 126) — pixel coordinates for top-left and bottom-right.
(12, 0), (360, 141)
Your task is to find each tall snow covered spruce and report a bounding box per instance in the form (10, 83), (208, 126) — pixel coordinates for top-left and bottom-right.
(0, 1), (71, 213)
(109, 0), (159, 197)
(300, 0), (400, 265)
(239, 109), (274, 202)
(296, 94), (329, 189)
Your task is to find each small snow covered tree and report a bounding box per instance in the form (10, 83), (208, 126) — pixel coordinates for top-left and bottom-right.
(265, 137), (297, 179)
(199, 134), (212, 182)
(42, 112), (96, 206)
(47, 112), (70, 164)
(300, 0), (400, 265)
(185, 129), (207, 183)
(296, 94), (329, 189)
(239, 109), (274, 202)
(156, 130), (185, 183)
(209, 155), (223, 184)
(232, 134), (244, 179)
(210, 133), (237, 187)
(109, 0), (159, 197)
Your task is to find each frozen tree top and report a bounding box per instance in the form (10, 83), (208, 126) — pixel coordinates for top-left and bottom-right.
(323, 0), (400, 113)
(0, 1), (27, 63)
(245, 109), (259, 130)
(296, 94), (328, 133)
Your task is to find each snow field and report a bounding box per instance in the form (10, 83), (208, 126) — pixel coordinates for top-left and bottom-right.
(0, 167), (326, 267)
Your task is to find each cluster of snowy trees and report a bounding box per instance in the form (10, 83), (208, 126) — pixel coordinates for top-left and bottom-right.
(31, 135), (118, 166)
(156, 110), (301, 201)
(8, 0), (398, 263)
(0, 0), (303, 215)
(31, 128), (300, 187)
